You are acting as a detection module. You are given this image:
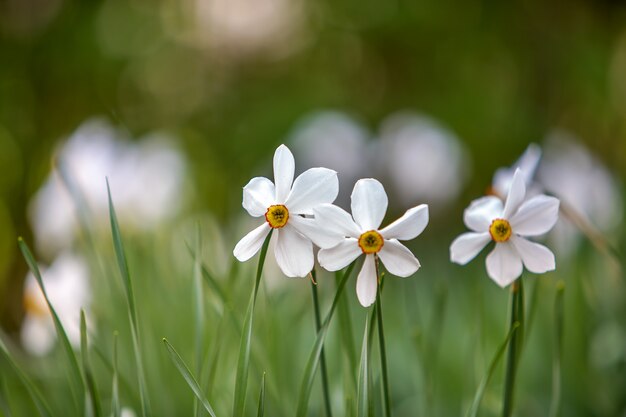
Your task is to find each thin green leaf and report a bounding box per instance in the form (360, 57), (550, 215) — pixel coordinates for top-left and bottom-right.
(502, 279), (524, 417)
(232, 231), (272, 417)
(0, 337), (53, 417)
(193, 226), (205, 417)
(111, 332), (120, 417)
(357, 316), (371, 417)
(80, 310), (102, 417)
(465, 322), (520, 417)
(374, 258), (391, 417)
(163, 339), (217, 417)
(296, 261), (357, 417)
(549, 282), (565, 417)
(256, 372), (266, 417)
(310, 271), (333, 417)
(107, 179), (151, 417)
(17, 238), (84, 413)
(0, 372), (11, 417)
(185, 243), (228, 305)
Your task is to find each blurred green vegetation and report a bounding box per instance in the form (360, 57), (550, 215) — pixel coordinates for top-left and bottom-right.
(1, 0), (626, 415)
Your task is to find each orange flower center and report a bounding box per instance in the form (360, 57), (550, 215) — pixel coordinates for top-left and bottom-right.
(358, 230), (384, 254)
(489, 218), (512, 242)
(265, 204), (289, 228)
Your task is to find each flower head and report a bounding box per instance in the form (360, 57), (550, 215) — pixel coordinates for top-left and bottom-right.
(233, 144), (339, 277)
(491, 143), (542, 199)
(450, 169), (560, 287)
(313, 179), (429, 307)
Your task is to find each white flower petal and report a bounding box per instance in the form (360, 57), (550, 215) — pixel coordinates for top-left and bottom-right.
(313, 204), (361, 239)
(380, 204), (429, 241)
(492, 143), (542, 198)
(463, 196), (503, 232)
(485, 242), (523, 288)
(274, 225), (314, 277)
(233, 223), (271, 262)
(510, 235), (555, 274)
(356, 255), (378, 307)
(242, 177), (275, 217)
(21, 316), (55, 357)
(286, 168), (338, 214)
(378, 239), (420, 277)
(351, 179), (388, 230)
(317, 238), (361, 271)
(503, 168), (526, 219)
(509, 195), (559, 236)
(450, 232), (491, 265)
(289, 215), (345, 249)
(273, 144), (295, 202)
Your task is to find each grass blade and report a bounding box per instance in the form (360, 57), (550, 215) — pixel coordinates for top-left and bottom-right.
(374, 259), (391, 417)
(162, 339), (217, 417)
(80, 310), (102, 417)
(192, 226), (205, 417)
(310, 270), (333, 417)
(502, 279), (524, 417)
(0, 337), (53, 417)
(17, 238), (84, 413)
(296, 261), (357, 417)
(257, 372), (266, 417)
(549, 282), (565, 417)
(233, 231), (272, 417)
(111, 332), (121, 417)
(107, 179), (151, 417)
(357, 316), (371, 417)
(465, 322), (520, 417)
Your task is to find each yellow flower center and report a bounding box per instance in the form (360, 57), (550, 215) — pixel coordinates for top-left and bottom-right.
(265, 204), (289, 228)
(489, 218), (512, 242)
(23, 291), (49, 318)
(358, 230), (384, 254)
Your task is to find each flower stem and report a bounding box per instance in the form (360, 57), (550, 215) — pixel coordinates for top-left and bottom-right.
(311, 270), (333, 417)
(374, 256), (392, 417)
(502, 279), (524, 417)
(233, 231), (272, 417)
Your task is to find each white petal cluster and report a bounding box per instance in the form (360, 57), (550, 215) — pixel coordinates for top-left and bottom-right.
(233, 145), (429, 306)
(450, 169), (559, 287)
(314, 179), (428, 307)
(233, 145), (339, 277)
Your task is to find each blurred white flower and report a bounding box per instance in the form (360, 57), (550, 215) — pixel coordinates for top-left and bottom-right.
(121, 407), (137, 417)
(315, 179), (429, 307)
(537, 131), (623, 255)
(29, 118), (188, 257)
(289, 111), (372, 207)
(450, 169), (560, 288)
(21, 251), (91, 356)
(491, 143), (542, 199)
(379, 112), (470, 208)
(233, 144), (339, 277)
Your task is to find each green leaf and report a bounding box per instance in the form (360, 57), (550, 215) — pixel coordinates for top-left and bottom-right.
(107, 180), (151, 417)
(357, 316), (371, 417)
(80, 310), (102, 417)
(162, 339), (217, 417)
(256, 372), (266, 417)
(549, 282), (565, 417)
(232, 231), (272, 417)
(296, 261), (357, 417)
(465, 322), (520, 417)
(17, 238), (84, 413)
(502, 279), (524, 417)
(111, 332), (121, 417)
(192, 225), (205, 417)
(0, 337), (53, 417)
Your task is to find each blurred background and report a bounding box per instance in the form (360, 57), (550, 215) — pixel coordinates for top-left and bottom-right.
(1, 0), (626, 415)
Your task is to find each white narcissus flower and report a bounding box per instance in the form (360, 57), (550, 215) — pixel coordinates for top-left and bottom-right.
(233, 144), (339, 277)
(491, 143), (542, 199)
(314, 179), (429, 307)
(21, 252), (92, 356)
(450, 169), (560, 287)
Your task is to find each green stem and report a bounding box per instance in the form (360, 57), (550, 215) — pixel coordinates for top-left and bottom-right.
(233, 231), (272, 417)
(311, 270), (333, 417)
(502, 279), (524, 417)
(548, 282), (565, 417)
(374, 256), (392, 417)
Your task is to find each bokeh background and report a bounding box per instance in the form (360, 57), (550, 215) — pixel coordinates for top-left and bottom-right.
(1, 0), (626, 416)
